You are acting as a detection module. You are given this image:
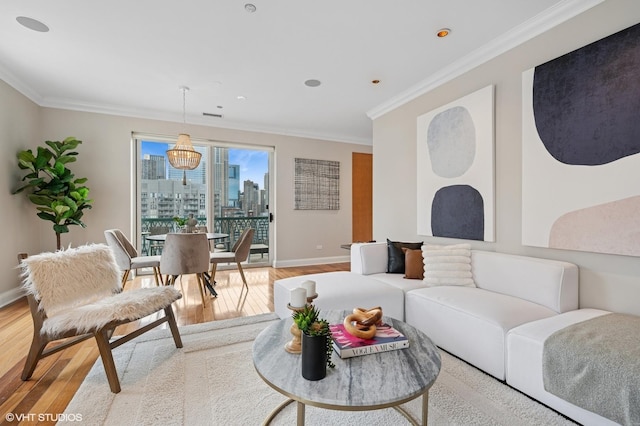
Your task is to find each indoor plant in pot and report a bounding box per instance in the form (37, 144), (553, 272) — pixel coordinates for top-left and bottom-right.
(292, 305), (335, 380)
(172, 216), (188, 232)
(13, 137), (92, 250)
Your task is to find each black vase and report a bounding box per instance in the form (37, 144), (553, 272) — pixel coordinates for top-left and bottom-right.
(301, 333), (328, 381)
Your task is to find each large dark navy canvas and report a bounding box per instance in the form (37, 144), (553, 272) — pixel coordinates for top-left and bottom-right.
(523, 22), (640, 257)
(533, 22), (640, 165)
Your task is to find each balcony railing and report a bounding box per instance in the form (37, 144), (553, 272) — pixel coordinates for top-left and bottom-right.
(140, 216), (269, 257)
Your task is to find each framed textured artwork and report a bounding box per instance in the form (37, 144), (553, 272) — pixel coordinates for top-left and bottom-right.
(522, 22), (640, 257)
(416, 85), (495, 242)
(294, 158), (340, 210)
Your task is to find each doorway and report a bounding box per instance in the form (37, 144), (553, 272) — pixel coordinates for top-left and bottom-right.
(352, 152), (373, 242)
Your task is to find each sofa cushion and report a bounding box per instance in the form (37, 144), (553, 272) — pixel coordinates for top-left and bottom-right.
(405, 286), (557, 380)
(387, 239), (423, 273)
(402, 248), (424, 279)
(368, 273), (427, 293)
(471, 251), (578, 313)
(422, 243), (475, 287)
(273, 271), (405, 321)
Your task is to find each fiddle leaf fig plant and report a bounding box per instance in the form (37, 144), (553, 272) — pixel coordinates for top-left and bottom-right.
(13, 137), (93, 250)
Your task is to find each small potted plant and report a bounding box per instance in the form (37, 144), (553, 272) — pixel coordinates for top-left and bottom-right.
(172, 216), (187, 232)
(292, 305), (335, 380)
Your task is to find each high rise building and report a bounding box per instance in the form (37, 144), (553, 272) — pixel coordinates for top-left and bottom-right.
(141, 154), (166, 180)
(212, 148), (229, 216)
(229, 164), (240, 207)
(243, 180), (260, 216)
(140, 179), (206, 219)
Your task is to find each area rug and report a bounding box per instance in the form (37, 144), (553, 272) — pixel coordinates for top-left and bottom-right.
(60, 313), (575, 425)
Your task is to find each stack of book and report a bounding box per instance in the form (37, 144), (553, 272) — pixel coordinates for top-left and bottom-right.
(329, 322), (409, 359)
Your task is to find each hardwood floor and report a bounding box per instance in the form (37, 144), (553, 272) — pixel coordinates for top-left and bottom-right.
(0, 262), (349, 425)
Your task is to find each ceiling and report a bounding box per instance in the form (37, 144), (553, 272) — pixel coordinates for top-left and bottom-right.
(0, 1), (601, 145)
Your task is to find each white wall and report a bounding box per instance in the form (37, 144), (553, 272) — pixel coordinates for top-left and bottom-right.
(1, 88), (370, 305)
(372, 0), (640, 315)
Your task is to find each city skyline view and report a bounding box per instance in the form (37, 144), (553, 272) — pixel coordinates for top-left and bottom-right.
(142, 141), (268, 187)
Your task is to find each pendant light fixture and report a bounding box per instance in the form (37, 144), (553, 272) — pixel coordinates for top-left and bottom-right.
(167, 86), (202, 184)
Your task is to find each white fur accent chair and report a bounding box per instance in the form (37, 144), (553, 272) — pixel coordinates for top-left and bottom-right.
(18, 244), (183, 393)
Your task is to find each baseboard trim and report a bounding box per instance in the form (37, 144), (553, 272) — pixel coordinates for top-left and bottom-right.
(0, 287), (26, 308)
(273, 255), (350, 268)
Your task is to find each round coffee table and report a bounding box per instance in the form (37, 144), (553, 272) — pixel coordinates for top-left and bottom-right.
(252, 310), (441, 425)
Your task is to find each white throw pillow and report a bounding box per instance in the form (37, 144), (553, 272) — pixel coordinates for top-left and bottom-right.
(422, 243), (476, 287)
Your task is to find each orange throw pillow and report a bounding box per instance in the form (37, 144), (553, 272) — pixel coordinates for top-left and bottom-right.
(402, 247), (424, 280)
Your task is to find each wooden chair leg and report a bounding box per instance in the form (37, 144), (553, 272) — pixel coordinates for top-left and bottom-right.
(195, 273), (207, 306)
(152, 266), (162, 286)
(237, 262), (249, 291)
(164, 306), (183, 348)
(209, 263), (218, 281)
(121, 270), (131, 288)
(94, 329), (121, 393)
(21, 335), (49, 380)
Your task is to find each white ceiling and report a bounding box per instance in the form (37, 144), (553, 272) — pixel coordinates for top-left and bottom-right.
(0, 0), (601, 145)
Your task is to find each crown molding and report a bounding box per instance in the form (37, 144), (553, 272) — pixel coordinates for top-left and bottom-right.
(366, 0), (605, 120)
(0, 63), (43, 105)
(37, 97), (372, 146)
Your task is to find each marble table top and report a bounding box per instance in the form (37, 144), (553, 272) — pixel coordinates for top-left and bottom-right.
(252, 310), (441, 409)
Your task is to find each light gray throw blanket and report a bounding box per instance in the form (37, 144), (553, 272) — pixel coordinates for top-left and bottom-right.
(542, 313), (640, 426)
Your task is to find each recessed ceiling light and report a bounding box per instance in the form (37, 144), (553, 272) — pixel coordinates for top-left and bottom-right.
(237, 95), (246, 100)
(16, 16), (49, 32)
(304, 79), (322, 88)
(436, 28), (451, 38)
(245, 3), (256, 13)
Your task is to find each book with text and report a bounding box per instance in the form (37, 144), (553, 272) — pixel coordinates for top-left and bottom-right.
(329, 322), (409, 359)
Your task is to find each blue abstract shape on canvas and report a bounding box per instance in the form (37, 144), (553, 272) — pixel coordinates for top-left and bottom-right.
(532, 22), (640, 165)
(431, 185), (484, 241)
(427, 106), (476, 178)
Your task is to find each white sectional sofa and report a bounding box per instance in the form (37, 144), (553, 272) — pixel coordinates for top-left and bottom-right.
(272, 241), (617, 425)
(351, 242), (579, 381)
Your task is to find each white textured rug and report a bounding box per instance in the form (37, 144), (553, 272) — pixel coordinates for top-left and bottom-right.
(60, 313), (575, 425)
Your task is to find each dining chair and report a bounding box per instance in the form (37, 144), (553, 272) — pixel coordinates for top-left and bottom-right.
(209, 227), (255, 292)
(160, 233), (212, 305)
(18, 245), (183, 393)
(195, 225), (228, 252)
(104, 229), (162, 287)
(148, 224), (171, 255)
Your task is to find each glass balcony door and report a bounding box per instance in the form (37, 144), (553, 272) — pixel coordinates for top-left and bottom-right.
(134, 135), (272, 267)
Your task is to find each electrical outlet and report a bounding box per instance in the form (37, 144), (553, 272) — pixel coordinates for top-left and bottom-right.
(316, 245), (323, 250)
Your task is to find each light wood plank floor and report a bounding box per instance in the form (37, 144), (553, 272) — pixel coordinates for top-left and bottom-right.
(0, 262), (349, 425)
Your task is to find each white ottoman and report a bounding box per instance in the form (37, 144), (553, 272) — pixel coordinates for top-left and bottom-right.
(273, 271), (405, 320)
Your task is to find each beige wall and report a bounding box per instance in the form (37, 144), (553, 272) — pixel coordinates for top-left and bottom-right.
(1, 81), (42, 304)
(2, 83), (370, 305)
(372, 0), (640, 315)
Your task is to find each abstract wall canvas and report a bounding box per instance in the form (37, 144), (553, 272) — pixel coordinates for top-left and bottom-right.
(417, 85), (495, 241)
(294, 158), (340, 210)
(522, 22), (640, 256)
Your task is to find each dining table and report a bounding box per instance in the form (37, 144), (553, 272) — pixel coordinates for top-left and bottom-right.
(145, 232), (229, 296)
(145, 232), (229, 243)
